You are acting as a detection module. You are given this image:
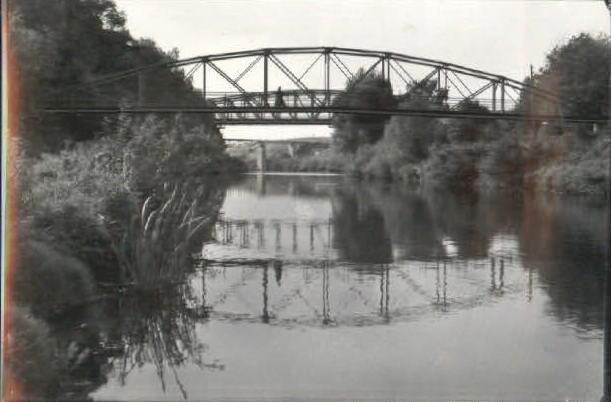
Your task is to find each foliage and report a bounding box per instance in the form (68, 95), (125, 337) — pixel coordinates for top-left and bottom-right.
(102, 183), (223, 289)
(123, 115), (231, 194)
(13, 238), (96, 319)
(421, 142), (486, 188)
(329, 33), (610, 196)
(519, 33), (610, 119)
(525, 132), (610, 196)
(5, 307), (69, 400)
(544, 33), (610, 118)
(27, 135), (126, 215)
(9, 0), (211, 153)
(478, 131), (525, 189)
(332, 70), (396, 153)
(227, 142), (344, 173)
(297, 148), (348, 173)
(381, 80), (449, 162)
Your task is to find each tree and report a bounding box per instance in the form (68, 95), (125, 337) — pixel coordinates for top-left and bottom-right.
(382, 80), (448, 161)
(521, 33), (610, 120)
(447, 99), (490, 142)
(331, 69), (396, 153)
(9, 0), (215, 153)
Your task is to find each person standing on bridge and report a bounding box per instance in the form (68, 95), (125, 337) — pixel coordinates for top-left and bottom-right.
(273, 86), (285, 118)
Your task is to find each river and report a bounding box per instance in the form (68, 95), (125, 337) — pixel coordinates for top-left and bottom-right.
(92, 174), (608, 401)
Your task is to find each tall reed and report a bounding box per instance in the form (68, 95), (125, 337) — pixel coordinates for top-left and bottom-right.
(104, 183), (219, 290)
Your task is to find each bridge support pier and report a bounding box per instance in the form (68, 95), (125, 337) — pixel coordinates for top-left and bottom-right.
(256, 141), (267, 173)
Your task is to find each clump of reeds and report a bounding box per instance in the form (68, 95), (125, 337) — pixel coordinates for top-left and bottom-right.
(105, 184), (217, 290)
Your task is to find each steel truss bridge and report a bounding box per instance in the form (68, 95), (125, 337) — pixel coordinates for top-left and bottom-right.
(45, 47), (606, 124)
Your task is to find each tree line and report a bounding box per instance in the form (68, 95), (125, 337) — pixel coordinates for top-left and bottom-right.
(10, 0), (214, 153)
(328, 33), (610, 195)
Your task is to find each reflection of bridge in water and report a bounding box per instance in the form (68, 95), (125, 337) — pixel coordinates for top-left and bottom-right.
(196, 225), (533, 328)
(212, 218), (335, 256)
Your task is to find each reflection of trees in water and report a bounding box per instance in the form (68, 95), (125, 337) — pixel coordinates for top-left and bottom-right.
(361, 183), (446, 260)
(233, 174), (340, 198)
(331, 186), (393, 264)
(520, 192), (608, 332)
(329, 180), (607, 332)
(330, 182), (506, 262)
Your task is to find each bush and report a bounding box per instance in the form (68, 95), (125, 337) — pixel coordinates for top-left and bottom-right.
(13, 238), (96, 319)
(28, 205), (121, 284)
(478, 133), (524, 189)
(421, 142), (486, 188)
(332, 70), (395, 153)
(125, 115), (230, 194)
(526, 133), (610, 196)
(4, 307), (68, 400)
(28, 137), (126, 216)
(298, 148), (348, 172)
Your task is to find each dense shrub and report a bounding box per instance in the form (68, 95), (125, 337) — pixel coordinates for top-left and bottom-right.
(478, 133), (525, 189)
(13, 239), (96, 319)
(297, 148), (347, 172)
(29, 205), (121, 284)
(332, 70), (395, 153)
(28, 137), (126, 216)
(526, 133), (610, 196)
(421, 142), (486, 188)
(5, 307), (68, 400)
(125, 115), (230, 194)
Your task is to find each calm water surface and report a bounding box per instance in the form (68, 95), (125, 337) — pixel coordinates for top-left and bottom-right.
(93, 174), (608, 401)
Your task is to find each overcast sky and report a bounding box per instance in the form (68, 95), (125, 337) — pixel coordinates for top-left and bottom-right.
(114, 0), (610, 139)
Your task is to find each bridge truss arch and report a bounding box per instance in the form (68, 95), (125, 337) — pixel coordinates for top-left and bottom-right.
(48, 46), (595, 124)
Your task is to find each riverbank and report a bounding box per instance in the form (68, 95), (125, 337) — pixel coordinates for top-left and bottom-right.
(6, 114), (245, 400)
(229, 124), (610, 198)
(229, 33), (610, 198)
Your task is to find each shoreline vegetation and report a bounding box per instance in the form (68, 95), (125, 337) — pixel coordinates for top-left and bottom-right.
(4, 0), (609, 400)
(7, 1), (243, 399)
(230, 33), (610, 198)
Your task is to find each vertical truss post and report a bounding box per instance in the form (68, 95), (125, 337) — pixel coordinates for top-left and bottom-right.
(381, 57), (386, 81)
(324, 49), (331, 105)
(263, 50), (269, 106)
(500, 79), (505, 112)
(444, 69), (448, 91)
(201, 58), (207, 100)
(491, 81), (497, 112)
(437, 68), (441, 91)
(385, 53), (391, 82)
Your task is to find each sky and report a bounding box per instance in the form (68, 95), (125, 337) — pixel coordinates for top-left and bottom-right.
(114, 0), (610, 139)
